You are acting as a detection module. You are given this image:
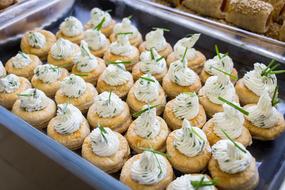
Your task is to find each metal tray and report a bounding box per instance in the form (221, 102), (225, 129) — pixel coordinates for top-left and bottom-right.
(0, 0), (285, 189)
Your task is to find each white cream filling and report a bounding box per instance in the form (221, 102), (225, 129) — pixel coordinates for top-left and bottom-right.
(84, 29), (108, 51)
(101, 63), (132, 86)
(110, 35), (135, 57)
(145, 29), (167, 51)
(11, 52), (31, 69)
(90, 8), (112, 28)
(59, 16), (83, 37)
(0, 61), (6, 78)
(204, 54), (234, 76)
(173, 34), (200, 61)
(27, 31), (46, 49)
(50, 38), (79, 60)
(34, 64), (61, 84)
(60, 74), (87, 98)
(19, 88), (49, 112)
(0, 74), (20, 93)
(113, 18), (139, 39)
(139, 49), (167, 75)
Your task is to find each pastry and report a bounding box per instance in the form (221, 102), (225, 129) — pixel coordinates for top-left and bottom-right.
(0, 60), (7, 78)
(199, 72), (239, 117)
(120, 150), (174, 190)
(166, 119), (211, 173)
(56, 16), (84, 45)
(20, 30), (56, 61)
(47, 38), (80, 71)
(166, 34), (206, 73)
(12, 88), (56, 129)
(85, 8), (116, 37)
(97, 61), (133, 98)
(0, 0), (16, 10)
(82, 126), (130, 173)
(203, 103), (252, 146)
(126, 105), (170, 153)
(71, 40), (106, 85)
(31, 64), (68, 98)
(0, 74), (31, 109)
(5, 52), (42, 80)
(200, 51), (238, 84)
(110, 17), (143, 47)
(103, 34), (140, 71)
(132, 48), (167, 82)
(139, 28), (173, 57)
(162, 57), (202, 99)
(55, 74), (97, 113)
(244, 92), (285, 140)
(163, 92), (206, 130)
(126, 74), (166, 115)
(87, 91), (132, 133)
(167, 174), (217, 190)
(209, 139), (259, 190)
(235, 62), (277, 105)
(47, 104), (90, 150)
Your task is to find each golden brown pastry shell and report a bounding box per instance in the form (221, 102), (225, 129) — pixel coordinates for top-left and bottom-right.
(139, 42), (173, 58)
(47, 118), (90, 150)
(87, 102), (132, 133)
(235, 79), (259, 105)
(56, 31), (84, 45)
(90, 40), (110, 58)
(110, 32), (143, 47)
(200, 68), (238, 84)
(82, 132), (130, 173)
(120, 153), (174, 190)
(85, 20), (116, 37)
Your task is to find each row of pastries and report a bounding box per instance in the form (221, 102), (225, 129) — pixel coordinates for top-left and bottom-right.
(0, 7), (285, 190)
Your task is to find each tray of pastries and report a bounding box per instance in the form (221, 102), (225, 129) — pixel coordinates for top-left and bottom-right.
(0, 0), (285, 189)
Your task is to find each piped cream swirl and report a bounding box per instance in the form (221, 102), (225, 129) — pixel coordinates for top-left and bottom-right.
(172, 93), (199, 120)
(51, 38), (79, 60)
(60, 74), (87, 98)
(139, 49), (167, 74)
(173, 34), (200, 61)
(113, 18), (139, 39)
(101, 63), (132, 86)
(145, 29), (167, 51)
(19, 88), (49, 112)
(27, 31), (46, 49)
(84, 29), (108, 51)
(110, 35), (135, 57)
(11, 52), (31, 69)
(59, 16), (83, 37)
(204, 54), (234, 75)
(0, 74), (20, 93)
(90, 8), (112, 28)
(34, 64), (61, 84)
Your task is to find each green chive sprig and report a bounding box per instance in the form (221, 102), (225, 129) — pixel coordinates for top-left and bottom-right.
(98, 124), (108, 143)
(143, 148), (170, 158)
(117, 32), (133, 35)
(211, 66), (238, 80)
(94, 17), (106, 31)
(221, 129), (247, 153)
(152, 27), (170, 32)
(18, 51), (29, 59)
(191, 177), (218, 189)
(108, 91), (112, 104)
(156, 56), (164, 62)
(272, 86), (280, 106)
(127, 15), (132, 19)
(17, 93), (33, 97)
(261, 59), (285, 76)
(133, 104), (160, 117)
(150, 48), (155, 60)
(108, 61), (131, 65)
(181, 47), (188, 62)
(75, 73), (88, 77)
(191, 127), (204, 142)
(218, 96), (249, 116)
(140, 76), (155, 83)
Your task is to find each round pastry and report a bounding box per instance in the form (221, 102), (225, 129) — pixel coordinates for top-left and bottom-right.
(71, 40), (106, 85)
(166, 34), (206, 73)
(87, 92), (132, 133)
(203, 103), (252, 146)
(110, 17), (143, 47)
(97, 62), (133, 98)
(56, 16), (84, 44)
(103, 34), (140, 71)
(126, 74), (166, 115)
(55, 74), (97, 113)
(120, 150), (174, 190)
(126, 105), (170, 153)
(163, 92), (206, 130)
(244, 92), (285, 140)
(47, 38), (80, 71)
(200, 53), (238, 84)
(162, 58), (201, 99)
(208, 140), (259, 190)
(31, 64), (68, 98)
(235, 63), (277, 105)
(0, 74), (31, 109)
(12, 88), (56, 129)
(82, 127), (130, 173)
(132, 48), (167, 82)
(84, 27), (110, 58)
(167, 174), (217, 190)
(139, 28), (173, 57)
(20, 29), (56, 61)
(5, 52), (42, 80)
(0, 61), (7, 78)
(198, 73), (239, 117)
(47, 104), (90, 150)
(84, 8), (116, 37)
(166, 119), (211, 173)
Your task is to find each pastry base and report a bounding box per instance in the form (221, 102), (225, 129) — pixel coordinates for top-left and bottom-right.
(110, 33), (143, 47)
(31, 68), (69, 98)
(166, 130), (211, 173)
(139, 42), (173, 58)
(244, 105), (285, 140)
(55, 83), (97, 114)
(162, 73), (202, 99)
(126, 86), (166, 116)
(0, 77), (31, 109)
(84, 20), (116, 37)
(12, 98), (56, 129)
(166, 51), (206, 74)
(90, 40), (110, 58)
(208, 157), (259, 190)
(20, 29), (56, 61)
(120, 153), (174, 190)
(132, 61), (167, 83)
(235, 79), (259, 105)
(47, 118), (90, 150)
(126, 117), (170, 153)
(97, 75), (134, 99)
(103, 47), (140, 71)
(87, 102), (132, 133)
(200, 68), (238, 84)
(71, 58), (106, 85)
(5, 54), (42, 80)
(202, 118), (252, 147)
(163, 100), (206, 130)
(82, 132), (130, 173)
(56, 31), (84, 45)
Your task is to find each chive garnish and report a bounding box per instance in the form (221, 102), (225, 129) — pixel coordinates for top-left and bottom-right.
(211, 66), (238, 80)
(181, 47), (188, 62)
(75, 73), (88, 77)
(133, 104), (160, 117)
(221, 129), (247, 153)
(94, 17), (106, 31)
(183, 92), (196, 97)
(117, 32), (133, 35)
(108, 91), (112, 104)
(18, 51), (28, 59)
(218, 96), (249, 116)
(98, 124), (108, 143)
(17, 93), (33, 97)
(191, 177), (218, 189)
(215, 45), (222, 60)
(191, 126), (204, 142)
(156, 56), (164, 62)
(152, 27), (170, 32)
(108, 61), (131, 65)
(127, 15), (132, 19)
(261, 59), (285, 76)
(150, 48), (155, 60)
(272, 86), (280, 106)
(140, 76), (155, 83)
(143, 148), (170, 158)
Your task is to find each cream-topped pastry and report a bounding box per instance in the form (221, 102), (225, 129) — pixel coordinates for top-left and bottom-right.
(0, 74), (20, 93)
(50, 38), (78, 60)
(84, 29), (109, 51)
(172, 93), (199, 120)
(0, 61), (6, 78)
(34, 64), (61, 84)
(60, 74), (86, 98)
(59, 16), (83, 37)
(11, 52), (31, 69)
(139, 49), (167, 75)
(113, 18), (139, 40)
(89, 8), (112, 29)
(173, 34), (200, 61)
(145, 29), (167, 51)
(18, 88), (49, 112)
(27, 31), (46, 49)
(204, 54), (234, 76)
(110, 35), (135, 57)
(101, 63), (132, 86)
